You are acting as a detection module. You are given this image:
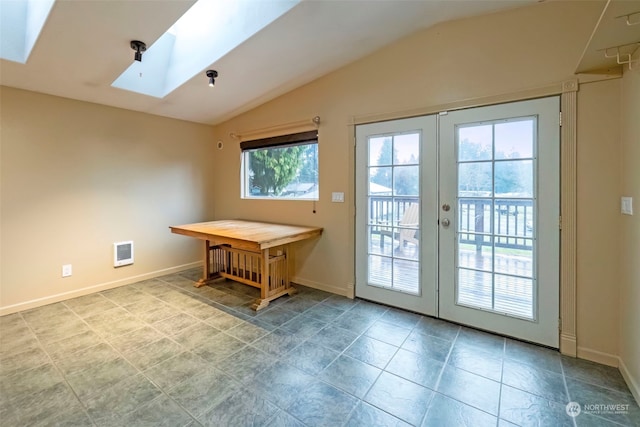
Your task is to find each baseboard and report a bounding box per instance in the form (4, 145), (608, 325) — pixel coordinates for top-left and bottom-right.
(560, 333), (577, 357)
(619, 357), (640, 405)
(0, 262), (201, 316)
(291, 276), (352, 298)
(577, 346), (619, 367)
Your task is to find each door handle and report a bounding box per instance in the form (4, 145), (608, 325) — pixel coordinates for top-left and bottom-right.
(441, 218), (450, 227)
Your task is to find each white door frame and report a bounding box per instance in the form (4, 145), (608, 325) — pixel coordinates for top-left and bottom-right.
(350, 79), (579, 356)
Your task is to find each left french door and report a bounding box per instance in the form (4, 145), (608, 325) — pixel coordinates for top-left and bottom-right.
(355, 115), (438, 316)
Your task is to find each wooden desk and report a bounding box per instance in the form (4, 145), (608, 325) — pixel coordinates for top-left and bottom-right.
(169, 220), (323, 310)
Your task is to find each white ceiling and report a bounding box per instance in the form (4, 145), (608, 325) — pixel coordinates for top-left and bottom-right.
(0, 0), (536, 125)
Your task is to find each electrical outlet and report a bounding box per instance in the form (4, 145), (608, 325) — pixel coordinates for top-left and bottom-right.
(62, 264), (72, 277)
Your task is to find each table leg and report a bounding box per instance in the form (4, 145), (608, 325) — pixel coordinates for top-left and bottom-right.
(251, 248), (271, 310)
(195, 239), (210, 288)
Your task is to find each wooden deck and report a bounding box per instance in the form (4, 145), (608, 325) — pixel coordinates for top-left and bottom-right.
(368, 234), (533, 318)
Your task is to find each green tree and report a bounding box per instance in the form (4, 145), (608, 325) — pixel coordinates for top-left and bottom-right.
(394, 163), (419, 196)
(296, 144), (318, 183)
(371, 139), (420, 196)
(458, 139), (492, 194)
(371, 138), (394, 189)
(495, 160), (531, 196)
(458, 138), (531, 196)
(249, 146), (303, 195)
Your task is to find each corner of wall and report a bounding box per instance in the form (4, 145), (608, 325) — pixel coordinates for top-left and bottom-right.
(617, 61), (640, 406)
(619, 356), (640, 405)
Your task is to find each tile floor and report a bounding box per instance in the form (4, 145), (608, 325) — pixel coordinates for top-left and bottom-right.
(1, 269), (638, 427)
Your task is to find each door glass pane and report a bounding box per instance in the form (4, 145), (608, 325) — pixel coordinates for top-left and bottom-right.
(458, 162), (492, 196)
(394, 134), (419, 165)
(458, 199), (492, 234)
(458, 269), (493, 310)
(370, 167), (392, 190)
(368, 254), (391, 287)
(495, 119), (534, 160)
(494, 199), (533, 238)
(458, 125), (492, 161)
(494, 243), (532, 276)
(458, 235), (493, 272)
(393, 259), (419, 293)
(456, 118), (536, 320)
(367, 133), (420, 296)
(494, 275), (533, 318)
(368, 225), (386, 256)
(370, 136), (392, 166)
(393, 165), (419, 196)
(495, 160), (532, 197)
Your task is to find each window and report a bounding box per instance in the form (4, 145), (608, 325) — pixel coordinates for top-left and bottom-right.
(241, 130), (318, 200)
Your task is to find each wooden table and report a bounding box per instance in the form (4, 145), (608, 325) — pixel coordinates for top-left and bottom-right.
(170, 220), (323, 310)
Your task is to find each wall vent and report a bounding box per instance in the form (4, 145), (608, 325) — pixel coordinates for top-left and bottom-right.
(114, 241), (134, 267)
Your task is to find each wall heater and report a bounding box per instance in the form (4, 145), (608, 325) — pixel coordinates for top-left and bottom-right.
(114, 241), (134, 267)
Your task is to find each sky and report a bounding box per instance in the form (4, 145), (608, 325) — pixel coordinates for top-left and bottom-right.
(367, 116), (536, 164)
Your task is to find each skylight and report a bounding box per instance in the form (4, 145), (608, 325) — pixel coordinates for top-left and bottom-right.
(0, 0), (56, 63)
(112, 0), (300, 98)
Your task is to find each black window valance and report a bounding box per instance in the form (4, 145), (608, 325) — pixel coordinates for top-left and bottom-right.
(240, 130), (318, 151)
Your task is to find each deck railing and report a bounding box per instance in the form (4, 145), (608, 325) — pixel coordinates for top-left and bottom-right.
(369, 196), (533, 251)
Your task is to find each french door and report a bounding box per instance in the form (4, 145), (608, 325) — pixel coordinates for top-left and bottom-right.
(355, 97), (560, 347)
(355, 116), (438, 316)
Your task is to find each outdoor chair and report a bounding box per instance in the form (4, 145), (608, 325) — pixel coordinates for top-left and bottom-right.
(379, 203), (419, 253)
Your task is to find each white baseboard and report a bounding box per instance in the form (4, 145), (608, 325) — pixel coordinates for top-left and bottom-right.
(291, 276), (352, 298)
(619, 357), (640, 405)
(560, 333), (577, 357)
(577, 346), (619, 367)
(0, 262), (201, 316)
(576, 347), (640, 405)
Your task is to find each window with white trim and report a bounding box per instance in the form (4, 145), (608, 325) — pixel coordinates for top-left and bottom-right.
(241, 131), (318, 200)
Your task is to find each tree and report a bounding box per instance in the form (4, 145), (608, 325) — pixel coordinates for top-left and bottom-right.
(371, 139), (420, 196)
(458, 138), (531, 196)
(394, 163), (419, 196)
(248, 146), (303, 196)
(458, 139), (492, 195)
(296, 144), (318, 183)
(371, 138), (394, 189)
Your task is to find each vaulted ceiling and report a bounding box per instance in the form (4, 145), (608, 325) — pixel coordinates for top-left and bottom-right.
(0, 0), (541, 125)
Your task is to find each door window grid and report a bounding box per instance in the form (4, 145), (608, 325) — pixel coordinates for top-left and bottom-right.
(455, 117), (537, 320)
(366, 133), (421, 295)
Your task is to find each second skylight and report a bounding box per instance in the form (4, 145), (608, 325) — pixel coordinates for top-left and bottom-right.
(112, 0), (300, 98)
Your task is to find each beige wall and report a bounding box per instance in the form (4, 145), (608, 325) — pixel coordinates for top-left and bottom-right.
(214, 0), (624, 353)
(212, 0), (605, 295)
(1, 87), (216, 313)
(619, 65), (640, 400)
(576, 79), (622, 361)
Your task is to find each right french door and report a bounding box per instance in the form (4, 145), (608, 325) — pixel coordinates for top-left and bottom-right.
(355, 96), (560, 347)
(439, 96), (560, 347)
